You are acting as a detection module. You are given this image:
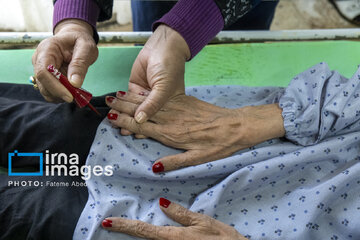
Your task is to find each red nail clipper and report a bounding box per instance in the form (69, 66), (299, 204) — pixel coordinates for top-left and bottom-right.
(47, 64), (101, 116)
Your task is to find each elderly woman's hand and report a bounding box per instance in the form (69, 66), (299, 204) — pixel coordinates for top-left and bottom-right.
(101, 198), (247, 240)
(106, 92), (285, 172)
(32, 19), (98, 103)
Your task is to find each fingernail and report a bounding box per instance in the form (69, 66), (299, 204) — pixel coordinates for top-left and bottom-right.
(135, 111), (147, 123)
(152, 162), (164, 173)
(117, 91), (126, 97)
(102, 219), (112, 228)
(139, 92), (145, 96)
(107, 113), (118, 120)
(106, 96), (115, 103)
(70, 74), (82, 87)
(159, 198), (171, 208)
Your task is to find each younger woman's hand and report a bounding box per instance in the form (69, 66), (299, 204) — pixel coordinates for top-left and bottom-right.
(106, 92), (285, 172)
(32, 19), (98, 103)
(118, 24), (190, 137)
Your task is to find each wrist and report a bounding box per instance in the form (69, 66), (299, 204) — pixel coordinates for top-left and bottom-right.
(238, 104), (285, 143)
(55, 19), (93, 37)
(147, 24), (191, 61)
(153, 0), (223, 59)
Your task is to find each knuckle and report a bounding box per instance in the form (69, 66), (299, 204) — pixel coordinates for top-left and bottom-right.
(130, 118), (144, 135)
(114, 101), (127, 112)
(75, 39), (98, 61)
(78, 41), (95, 53)
(71, 58), (88, 69)
(35, 52), (60, 72)
(36, 67), (48, 79)
(36, 38), (50, 49)
(37, 37), (60, 53)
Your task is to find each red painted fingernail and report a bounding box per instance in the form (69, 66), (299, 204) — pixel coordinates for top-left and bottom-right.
(102, 219), (112, 228)
(152, 162), (164, 173)
(159, 198), (171, 208)
(106, 96), (115, 103)
(107, 113), (118, 120)
(117, 91), (126, 96)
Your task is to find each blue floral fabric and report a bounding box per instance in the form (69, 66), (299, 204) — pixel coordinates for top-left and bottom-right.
(74, 63), (360, 240)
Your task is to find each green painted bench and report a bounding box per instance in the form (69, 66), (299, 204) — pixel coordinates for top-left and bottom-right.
(1, 41), (359, 94)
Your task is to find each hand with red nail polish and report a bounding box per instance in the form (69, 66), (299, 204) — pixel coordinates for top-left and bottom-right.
(102, 198), (247, 240)
(106, 91), (285, 172)
(106, 91), (151, 139)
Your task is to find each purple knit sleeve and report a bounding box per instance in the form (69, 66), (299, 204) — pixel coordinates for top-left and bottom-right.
(53, 0), (100, 42)
(153, 0), (224, 59)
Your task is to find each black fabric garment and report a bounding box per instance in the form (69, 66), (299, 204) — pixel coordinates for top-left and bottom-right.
(0, 175), (88, 240)
(0, 83), (110, 168)
(0, 83), (112, 240)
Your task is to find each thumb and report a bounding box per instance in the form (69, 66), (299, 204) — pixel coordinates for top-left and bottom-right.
(134, 86), (171, 124)
(159, 198), (203, 226)
(67, 39), (98, 88)
(152, 149), (218, 173)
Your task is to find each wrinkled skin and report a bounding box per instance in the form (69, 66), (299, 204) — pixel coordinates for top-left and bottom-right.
(126, 24), (190, 125)
(32, 19), (98, 103)
(102, 198), (248, 240)
(32, 20), (190, 135)
(106, 91), (285, 172)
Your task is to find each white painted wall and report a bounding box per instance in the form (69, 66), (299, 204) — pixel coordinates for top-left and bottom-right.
(113, 1), (132, 25)
(0, 0), (132, 31)
(0, 0), (53, 31)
